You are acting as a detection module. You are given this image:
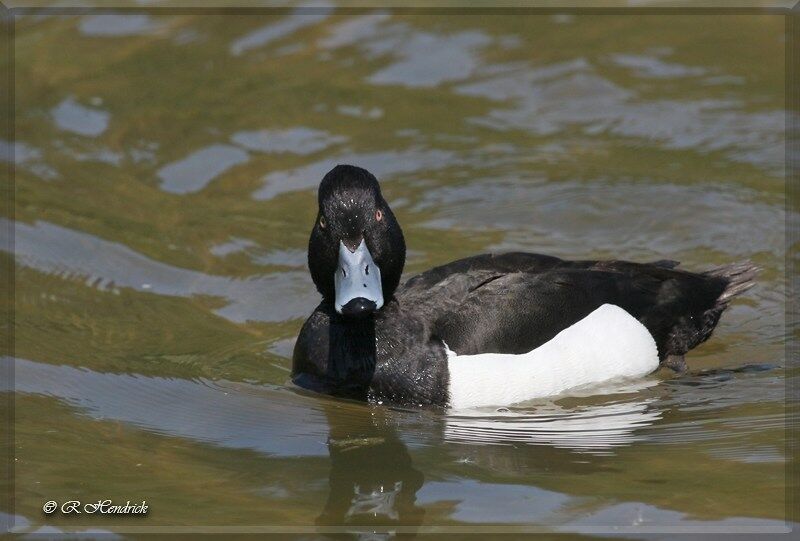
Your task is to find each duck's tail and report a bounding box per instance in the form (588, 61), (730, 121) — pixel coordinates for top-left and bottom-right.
(703, 260), (760, 308)
(690, 260), (760, 348)
(660, 261), (759, 368)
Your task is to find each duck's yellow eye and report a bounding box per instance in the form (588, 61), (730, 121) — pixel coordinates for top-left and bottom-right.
(319, 216), (327, 229)
(375, 209), (383, 222)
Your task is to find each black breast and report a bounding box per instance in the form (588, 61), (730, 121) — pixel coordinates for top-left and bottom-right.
(291, 301), (450, 406)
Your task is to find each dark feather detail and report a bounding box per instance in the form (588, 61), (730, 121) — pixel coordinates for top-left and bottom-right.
(653, 260), (760, 358)
(650, 259), (681, 269)
(704, 260), (760, 305)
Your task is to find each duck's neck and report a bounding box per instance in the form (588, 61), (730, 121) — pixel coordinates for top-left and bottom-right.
(326, 311), (377, 395)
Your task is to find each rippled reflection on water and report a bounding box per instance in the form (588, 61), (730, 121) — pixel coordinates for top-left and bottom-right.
(6, 7), (795, 535)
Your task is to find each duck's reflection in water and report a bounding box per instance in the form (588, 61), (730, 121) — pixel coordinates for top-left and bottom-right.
(445, 397), (663, 453)
(316, 403), (426, 529)
(313, 380), (667, 531)
(444, 379), (663, 453)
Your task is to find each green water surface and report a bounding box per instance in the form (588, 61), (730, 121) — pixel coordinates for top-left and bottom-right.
(3, 6), (796, 537)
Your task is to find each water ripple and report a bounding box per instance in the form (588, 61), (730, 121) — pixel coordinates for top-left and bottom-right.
(4, 219), (317, 323)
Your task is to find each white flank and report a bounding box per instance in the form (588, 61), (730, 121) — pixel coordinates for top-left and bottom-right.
(446, 304), (659, 409)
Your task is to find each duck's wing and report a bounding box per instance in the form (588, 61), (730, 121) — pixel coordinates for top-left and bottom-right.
(400, 252), (566, 294)
(397, 252), (566, 314)
(397, 253), (755, 360)
(397, 253), (569, 352)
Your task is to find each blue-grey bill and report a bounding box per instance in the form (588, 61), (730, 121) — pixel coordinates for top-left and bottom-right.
(334, 239), (384, 314)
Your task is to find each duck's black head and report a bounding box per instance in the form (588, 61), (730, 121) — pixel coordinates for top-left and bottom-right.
(308, 165), (406, 318)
